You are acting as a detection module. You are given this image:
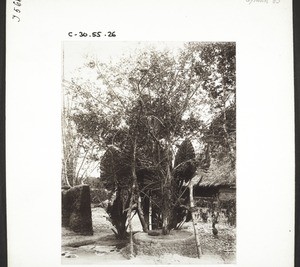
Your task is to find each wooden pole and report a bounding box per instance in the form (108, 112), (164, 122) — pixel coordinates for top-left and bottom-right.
(149, 194), (152, 230)
(189, 182), (202, 258)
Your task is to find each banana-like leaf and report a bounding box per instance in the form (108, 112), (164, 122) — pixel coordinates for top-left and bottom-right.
(173, 139), (196, 183)
(100, 146), (131, 191)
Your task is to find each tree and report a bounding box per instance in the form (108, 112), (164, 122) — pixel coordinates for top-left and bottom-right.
(186, 42), (236, 162)
(206, 105), (236, 164)
(62, 81), (83, 187)
(63, 42), (236, 237)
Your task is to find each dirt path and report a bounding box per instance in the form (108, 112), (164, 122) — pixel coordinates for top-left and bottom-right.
(62, 247), (226, 265)
(62, 207), (235, 264)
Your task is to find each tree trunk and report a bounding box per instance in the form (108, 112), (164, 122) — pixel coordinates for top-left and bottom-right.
(127, 138), (138, 258)
(162, 142), (172, 235)
(189, 182), (202, 258)
(127, 191), (134, 258)
(162, 170), (171, 234)
(62, 162), (71, 187)
(137, 195), (148, 232)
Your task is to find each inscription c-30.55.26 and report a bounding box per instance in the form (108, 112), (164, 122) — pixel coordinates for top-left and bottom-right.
(68, 31), (117, 38)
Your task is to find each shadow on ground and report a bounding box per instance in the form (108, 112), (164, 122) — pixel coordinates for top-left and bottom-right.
(62, 207), (236, 264)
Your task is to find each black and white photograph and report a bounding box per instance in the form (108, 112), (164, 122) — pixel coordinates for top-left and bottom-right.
(61, 42), (236, 264)
(6, 1), (294, 267)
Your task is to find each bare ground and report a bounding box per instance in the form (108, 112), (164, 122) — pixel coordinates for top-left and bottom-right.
(62, 207), (236, 264)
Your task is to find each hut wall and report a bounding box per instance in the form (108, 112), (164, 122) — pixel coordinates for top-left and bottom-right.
(193, 186), (219, 197)
(218, 187), (236, 201)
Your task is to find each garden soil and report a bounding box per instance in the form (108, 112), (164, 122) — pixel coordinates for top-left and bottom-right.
(62, 207), (235, 264)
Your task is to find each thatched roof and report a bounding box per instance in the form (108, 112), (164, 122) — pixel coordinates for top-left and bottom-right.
(194, 160), (236, 187)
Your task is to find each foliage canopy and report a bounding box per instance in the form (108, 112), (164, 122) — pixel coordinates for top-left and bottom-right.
(62, 42), (236, 236)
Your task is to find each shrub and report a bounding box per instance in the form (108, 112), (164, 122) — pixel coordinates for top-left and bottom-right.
(219, 199), (236, 226)
(90, 188), (110, 204)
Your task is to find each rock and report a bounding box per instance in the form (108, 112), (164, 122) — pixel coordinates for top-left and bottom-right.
(62, 185), (93, 235)
(61, 251), (69, 256)
(61, 190), (71, 227)
(65, 253), (78, 258)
